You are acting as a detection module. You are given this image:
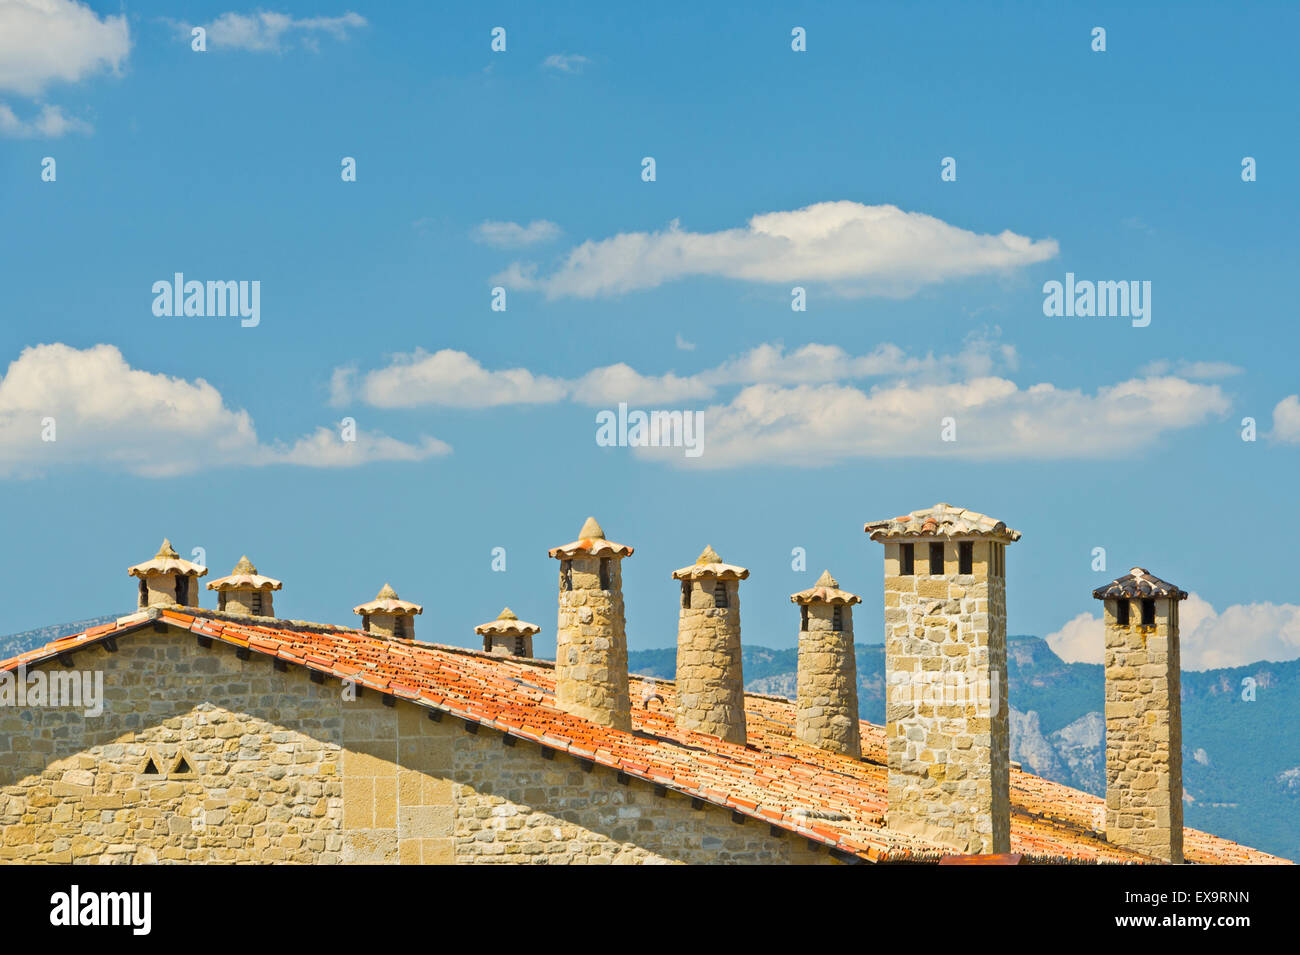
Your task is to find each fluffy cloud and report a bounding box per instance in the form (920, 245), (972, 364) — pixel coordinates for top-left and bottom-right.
(184, 11), (366, 52)
(0, 0), (129, 96)
(1046, 592), (1300, 670)
(494, 201), (1058, 299)
(541, 54), (591, 74)
(0, 102), (91, 138)
(0, 344), (445, 478)
(1271, 394), (1300, 443)
(472, 219), (562, 248)
(337, 348), (568, 409)
(652, 374), (1228, 468)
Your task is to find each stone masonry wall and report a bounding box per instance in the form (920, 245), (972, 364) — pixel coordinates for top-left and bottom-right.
(882, 539), (1010, 854)
(554, 555), (632, 730)
(795, 602), (861, 757)
(1103, 597), (1183, 863)
(675, 578), (747, 743)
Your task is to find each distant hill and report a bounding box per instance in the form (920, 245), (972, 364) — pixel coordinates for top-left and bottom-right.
(0, 615), (118, 660)
(630, 637), (1300, 861)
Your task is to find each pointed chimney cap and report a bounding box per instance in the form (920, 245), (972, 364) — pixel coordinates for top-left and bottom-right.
(791, 570), (862, 606)
(128, 538), (208, 579)
(672, 545), (749, 581)
(548, 516), (634, 559)
(353, 582), (423, 616)
(206, 555), (283, 592)
(474, 606), (541, 637)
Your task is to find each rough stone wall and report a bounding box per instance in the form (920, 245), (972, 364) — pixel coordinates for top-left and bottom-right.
(140, 575), (195, 609)
(881, 539), (1010, 854)
(0, 629), (344, 863)
(795, 602), (861, 757)
(1103, 597), (1183, 863)
(554, 555), (631, 730)
(674, 577), (747, 743)
(364, 612), (410, 640)
(450, 725), (832, 864)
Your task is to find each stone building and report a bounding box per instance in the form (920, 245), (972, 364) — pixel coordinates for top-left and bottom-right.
(671, 546), (748, 744)
(864, 504), (1018, 854)
(0, 512), (1287, 865)
(1093, 568), (1186, 863)
(791, 570), (862, 758)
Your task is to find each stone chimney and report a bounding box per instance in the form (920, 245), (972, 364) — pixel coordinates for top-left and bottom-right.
(474, 607), (540, 657)
(671, 546), (749, 744)
(791, 570), (862, 758)
(353, 583), (423, 640)
(547, 517), (633, 730)
(1093, 567), (1186, 863)
(206, 555), (282, 617)
(127, 539), (207, 609)
(864, 503), (1020, 855)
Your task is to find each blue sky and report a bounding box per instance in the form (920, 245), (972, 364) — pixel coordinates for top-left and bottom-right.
(2, 0), (1298, 668)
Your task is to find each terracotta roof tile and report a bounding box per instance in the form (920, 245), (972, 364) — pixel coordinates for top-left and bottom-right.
(864, 503), (1021, 543)
(1093, 567), (1188, 600)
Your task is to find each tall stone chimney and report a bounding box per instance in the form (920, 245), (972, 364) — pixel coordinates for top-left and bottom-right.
(547, 517), (633, 730)
(864, 503), (1020, 855)
(791, 570), (862, 758)
(1092, 567), (1186, 863)
(353, 583), (423, 640)
(206, 555), (282, 617)
(127, 539), (207, 609)
(671, 546), (748, 744)
(474, 607), (540, 658)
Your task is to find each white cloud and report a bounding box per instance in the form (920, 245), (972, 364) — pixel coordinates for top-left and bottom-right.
(541, 53), (590, 74)
(1271, 394), (1300, 443)
(675, 334), (695, 352)
(1138, 359), (1242, 380)
(648, 374), (1227, 468)
(0, 344), (445, 478)
(0, 101), (91, 138)
(0, 0), (129, 96)
(185, 11), (366, 52)
(1044, 612), (1103, 665)
(471, 219), (562, 248)
(1046, 591), (1300, 670)
(570, 364), (713, 406)
(494, 201), (1058, 299)
(341, 348), (568, 409)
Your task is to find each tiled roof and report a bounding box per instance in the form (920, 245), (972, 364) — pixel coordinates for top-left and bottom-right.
(126, 539), (208, 578)
(473, 607), (540, 637)
(671, 545), (749, 581)
(353, 583), (423, 616)
(548, 516), (634, 559)
(791, 570), (861, 606)
(1093, 567), (1188, 601)
(0, 611), (1286, 866)
(864, 503), (1021, 543)
(206, 555), (283, 592)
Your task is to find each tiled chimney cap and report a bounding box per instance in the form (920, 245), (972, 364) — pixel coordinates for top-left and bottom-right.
(864, 503), (1021, 543)
(672, 545), (749, 581)
(548, 516), (634, 559)
(353, 583), (423, 616)
(127, 539), (208, 579)
(791, 569), (862, 606)
(206, 555), (283, 592)
(474, 607), (541, 637)
(1092, 567), (1188, 601)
